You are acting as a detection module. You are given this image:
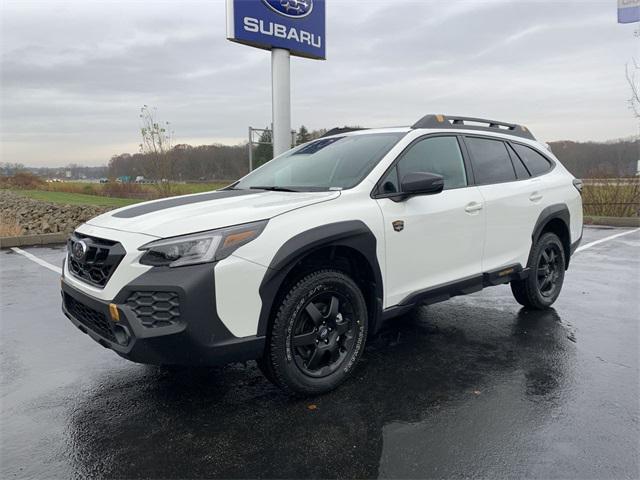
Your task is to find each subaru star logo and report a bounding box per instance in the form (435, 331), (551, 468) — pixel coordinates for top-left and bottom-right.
(262, 0), (314, 18)
(72, 240), (88, 261)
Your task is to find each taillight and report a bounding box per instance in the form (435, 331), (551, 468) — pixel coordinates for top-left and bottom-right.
(572, 178), (583, 195)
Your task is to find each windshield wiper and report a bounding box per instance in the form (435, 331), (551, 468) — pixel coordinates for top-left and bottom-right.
(249, 186), (300, 192)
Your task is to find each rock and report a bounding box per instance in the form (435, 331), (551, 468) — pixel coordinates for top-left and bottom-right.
(0, 190), (113, 236)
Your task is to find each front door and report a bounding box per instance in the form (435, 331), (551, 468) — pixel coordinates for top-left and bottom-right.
(375, 135), (485, 308)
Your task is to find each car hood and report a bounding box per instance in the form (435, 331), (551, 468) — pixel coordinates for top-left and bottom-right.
(86, 189), (340, 238)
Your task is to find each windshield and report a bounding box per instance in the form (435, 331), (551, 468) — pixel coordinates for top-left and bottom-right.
(234, 132), (405, 191)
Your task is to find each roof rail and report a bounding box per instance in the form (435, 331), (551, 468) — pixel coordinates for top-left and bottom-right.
(411, 114), (535, 140)
(321, 127), (368, 137)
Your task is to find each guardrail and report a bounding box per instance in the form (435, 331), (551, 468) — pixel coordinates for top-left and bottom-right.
(583, 178), (640, 185)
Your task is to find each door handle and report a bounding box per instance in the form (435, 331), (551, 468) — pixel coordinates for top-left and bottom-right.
(529, 192), (543, 202)
(465, 202), (483, 213)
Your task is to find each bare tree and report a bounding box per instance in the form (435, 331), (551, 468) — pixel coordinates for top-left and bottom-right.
(139, 105), (174, 196)
(625, 59), (640, 119)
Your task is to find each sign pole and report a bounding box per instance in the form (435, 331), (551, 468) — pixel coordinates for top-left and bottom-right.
(248, 126), (253, 172)
(271, 48), (291, 157)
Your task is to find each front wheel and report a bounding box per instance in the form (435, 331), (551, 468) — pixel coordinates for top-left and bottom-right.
(260, 269), (368, 396)
(511, 232), (566, 309)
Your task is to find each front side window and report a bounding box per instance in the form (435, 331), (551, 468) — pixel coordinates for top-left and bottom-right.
(465, 137), (516, 185)
(379, 168), (400, 194)
(394, 136), (467, 190)
(511, 143), (552, 176)
(234, 132), (405, 191)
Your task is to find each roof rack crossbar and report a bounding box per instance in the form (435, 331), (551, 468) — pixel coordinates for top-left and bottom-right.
(411, 114), (535, 140)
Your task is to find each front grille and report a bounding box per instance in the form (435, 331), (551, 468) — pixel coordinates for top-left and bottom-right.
(126, 291), (181, 328)
(64, 293), (116, 342)
(67, 233), (125, 288)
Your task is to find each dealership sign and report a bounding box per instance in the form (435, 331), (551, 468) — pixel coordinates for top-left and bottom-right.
(618, 0), (640, 23)
(226, 0), (326, 60)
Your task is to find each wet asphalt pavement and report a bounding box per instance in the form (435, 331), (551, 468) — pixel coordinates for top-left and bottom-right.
(1, 226), (639, 479)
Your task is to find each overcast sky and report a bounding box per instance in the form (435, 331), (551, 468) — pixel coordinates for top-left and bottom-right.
(1, 0), (638, 167)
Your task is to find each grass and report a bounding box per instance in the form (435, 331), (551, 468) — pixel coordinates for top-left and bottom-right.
(582, 181), (639, 217)
(15, 190), (142, 207)
(35, 181), (229, 200)
(7, 181), (229, 208)
(159, 182), (228, 195)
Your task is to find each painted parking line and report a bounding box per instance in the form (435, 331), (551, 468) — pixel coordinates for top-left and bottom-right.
(575, 228), (640, 254)
(10, 247), (63, 275)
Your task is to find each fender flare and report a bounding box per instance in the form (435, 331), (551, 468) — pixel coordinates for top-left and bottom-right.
(530, 203), (572, 267)
(256, 220), (384, 337)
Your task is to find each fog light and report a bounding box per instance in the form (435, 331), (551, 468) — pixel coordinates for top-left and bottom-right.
(108, 303), (120, 322)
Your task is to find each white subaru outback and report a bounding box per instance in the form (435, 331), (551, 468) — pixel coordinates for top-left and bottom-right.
(61, 114), (583, 395)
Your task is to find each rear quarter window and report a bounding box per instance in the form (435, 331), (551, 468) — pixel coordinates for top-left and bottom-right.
(511, 143), (553, 176)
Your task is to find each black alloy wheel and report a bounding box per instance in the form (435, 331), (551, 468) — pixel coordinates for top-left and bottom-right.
(511, 232), (566, 309)
(290, 291), (357, 378)
(260, 269), (368, 395)
(536, 243), (562, 298)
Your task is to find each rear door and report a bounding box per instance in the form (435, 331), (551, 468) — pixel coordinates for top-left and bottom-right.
(463, 135), (546, 272)
(375, 135), (485, 307)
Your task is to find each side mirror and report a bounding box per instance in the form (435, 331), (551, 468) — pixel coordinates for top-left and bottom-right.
(400, 172), (444, 197)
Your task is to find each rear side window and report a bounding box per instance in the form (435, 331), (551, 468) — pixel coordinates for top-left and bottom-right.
(511, 143), (552, 176)
(396, 136), (467, 190)
(465, 137), (516, 185)
(507, 144), (530, 179)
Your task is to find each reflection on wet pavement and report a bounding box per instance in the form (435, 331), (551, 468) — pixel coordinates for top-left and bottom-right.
(65, 305), (575, 479)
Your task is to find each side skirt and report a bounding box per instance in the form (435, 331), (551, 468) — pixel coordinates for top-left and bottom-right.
(380, 264), (526, 323)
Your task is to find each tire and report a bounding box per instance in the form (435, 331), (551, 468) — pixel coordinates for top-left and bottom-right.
(261, 269), (368, 396)
(511, 232), (566, 309)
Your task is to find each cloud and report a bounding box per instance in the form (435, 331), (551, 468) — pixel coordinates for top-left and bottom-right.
(1, 0), (637, 166)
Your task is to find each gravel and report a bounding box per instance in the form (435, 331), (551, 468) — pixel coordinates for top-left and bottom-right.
(0, 190), (112, 236)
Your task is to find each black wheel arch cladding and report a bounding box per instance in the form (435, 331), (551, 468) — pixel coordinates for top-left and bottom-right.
(531, 203), (572, 268)
(257, 220), (383, 338)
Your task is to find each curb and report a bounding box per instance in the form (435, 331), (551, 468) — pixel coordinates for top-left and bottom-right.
(0, 233), (69, 249)
(584, 216), (640, 228)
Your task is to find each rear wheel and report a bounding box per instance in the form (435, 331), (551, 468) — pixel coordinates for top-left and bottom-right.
(511, 232), (566, 309)
(261, 269), (368, 396)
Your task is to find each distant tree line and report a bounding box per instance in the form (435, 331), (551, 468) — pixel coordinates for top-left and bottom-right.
(3, 133), (637, 182)
(108, 134), (639, 181)
(0, 162), (108, 179)
(548, 138), (638, 177)
(108, 144), (250, 182)
(109, 125), (329, 180)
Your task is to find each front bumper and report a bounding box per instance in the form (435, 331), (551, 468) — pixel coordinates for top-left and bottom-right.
(61, 262), (265, 366)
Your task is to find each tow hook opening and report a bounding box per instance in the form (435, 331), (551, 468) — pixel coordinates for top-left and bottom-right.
(113, 325), (131, 346)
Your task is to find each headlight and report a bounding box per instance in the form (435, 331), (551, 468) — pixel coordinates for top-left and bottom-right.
(138, 220), (268, 267)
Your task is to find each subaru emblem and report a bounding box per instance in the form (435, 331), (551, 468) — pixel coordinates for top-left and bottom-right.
(262, 0), (314, 18)
(72, 240), (88, 261)
(392, 220), (404, 232)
